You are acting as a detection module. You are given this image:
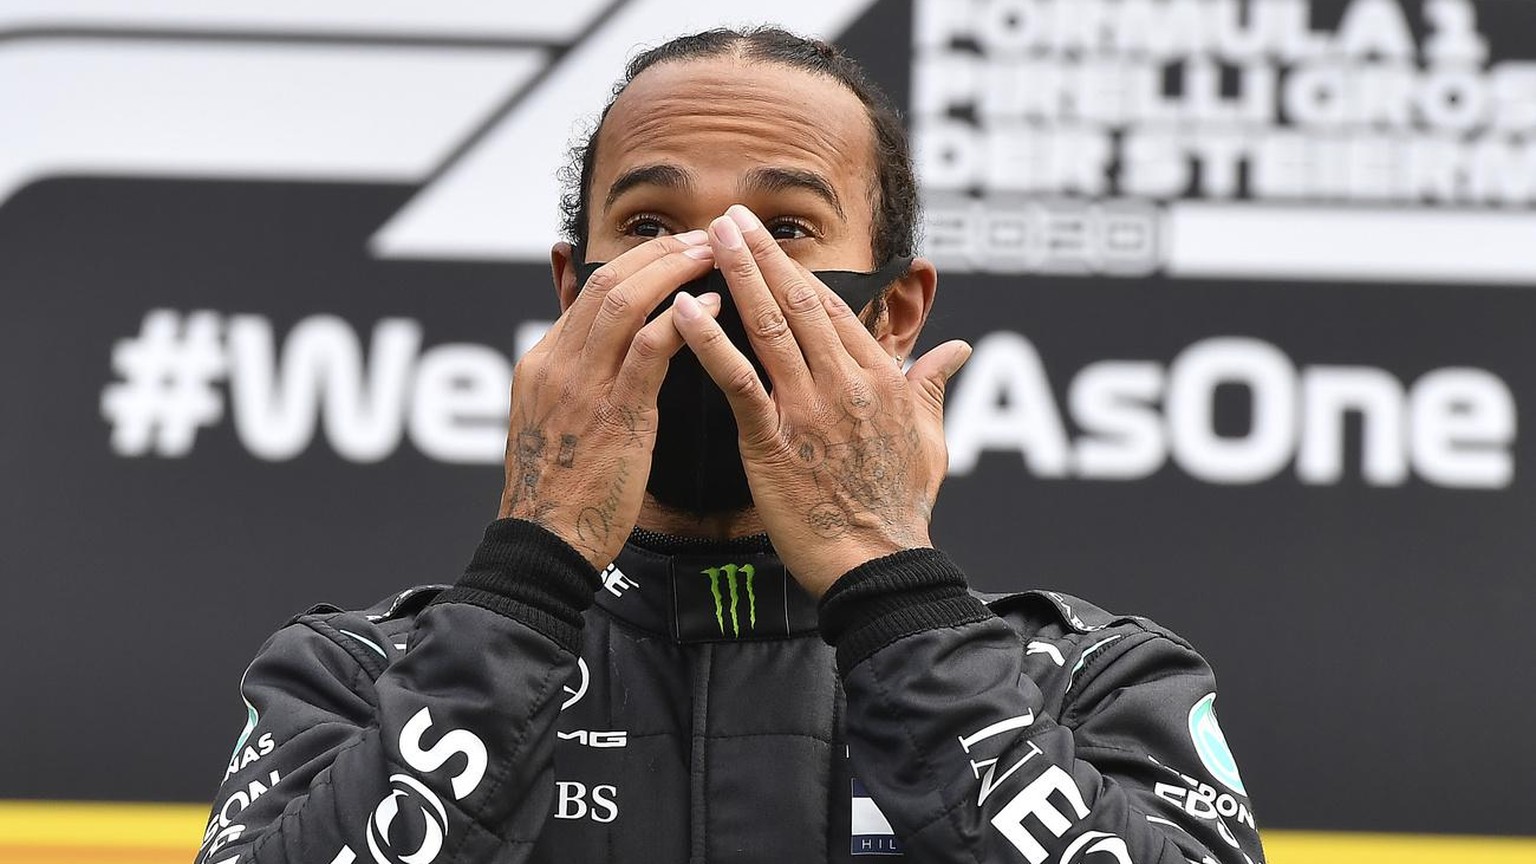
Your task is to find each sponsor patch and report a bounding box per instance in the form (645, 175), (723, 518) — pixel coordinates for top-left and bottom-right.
(850, 778), (902, 856)
(1188, 693), (1246, 795)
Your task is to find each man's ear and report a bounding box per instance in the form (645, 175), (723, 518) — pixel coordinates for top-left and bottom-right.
(551, 241), (581, 312)
(876, 256), (938, 362)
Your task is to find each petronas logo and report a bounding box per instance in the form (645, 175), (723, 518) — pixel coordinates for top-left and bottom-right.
(701, 564), (757, 638)
(1189, 693), (1247, 795)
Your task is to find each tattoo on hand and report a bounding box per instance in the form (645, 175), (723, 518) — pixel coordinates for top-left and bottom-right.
(615, 406), (646, 447)
(575, 458), (632, 551)
(794, 432), (827, 469)
(509, 428), (547, 507)
(842, 390), (880, 422)
(825, 434), (906, 514)
(557, 434), (578, 468)
(806, 501), (849, 539)
(576, 507), (610, 550)
(517, 429), (547, 457)
(799, 423), (924, 546)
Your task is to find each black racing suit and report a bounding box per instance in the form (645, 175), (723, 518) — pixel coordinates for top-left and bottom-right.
(196, 519), (1266, 864)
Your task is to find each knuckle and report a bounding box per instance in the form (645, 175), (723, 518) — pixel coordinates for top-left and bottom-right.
(697, 324), (730, 350)
(750, 427), (789, 459)
(920, 376), (948, 404)
(629, 327), (667, 362)
(583, 265), (620, 297)
(726, 365), (763, 397)
(513, 355), (549, 389)
(841, 382), (882, 418)
(784, 280), (820, 313)
(728, 256), (759, 281)
(753, 309), (791, 341)
(593, 400), (653, 436)
(809, 395), (840, 421)
(597, 288), (636, 323)
(822, 290), (855, 319)
(742, 419), (787, 453)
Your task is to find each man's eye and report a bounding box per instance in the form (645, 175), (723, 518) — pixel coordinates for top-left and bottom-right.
(767, 219), (814, 241)
(623, 216), (672, 238)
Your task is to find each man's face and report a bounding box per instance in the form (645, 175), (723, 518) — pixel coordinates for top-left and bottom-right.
(583, 56), (880, 270)
(548, 53), (936, 522)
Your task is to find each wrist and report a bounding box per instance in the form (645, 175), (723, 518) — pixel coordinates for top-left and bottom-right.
(805, 532), (933, 599)
(430, 518), (603, 654)
(496, 500), (611, 572)
(816, 547), (992, 674)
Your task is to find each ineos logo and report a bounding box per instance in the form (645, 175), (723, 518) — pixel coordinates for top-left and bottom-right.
(562, 658), (590, 711)
(366, 774), (448, 864)
(1058, 831), (1133, 864)
(333, 706), (489, 864)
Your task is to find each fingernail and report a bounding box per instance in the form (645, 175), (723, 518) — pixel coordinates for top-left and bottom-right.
(698, 292), (722, 308)
(677, 229), (709, 246)
(727, 205), (762, 233)
(674, 291), (703, 320)
(711, 215), (743, 250)
(682, 245), (715, 260)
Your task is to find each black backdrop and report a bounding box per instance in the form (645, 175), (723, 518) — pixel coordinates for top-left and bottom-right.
(2, 0), (1532, 839)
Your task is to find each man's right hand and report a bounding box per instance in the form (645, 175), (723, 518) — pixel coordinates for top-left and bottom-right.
(499, 231), (719, 569)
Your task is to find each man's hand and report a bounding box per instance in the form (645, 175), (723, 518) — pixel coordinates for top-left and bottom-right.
(502, 232), (720, 569)
(671, 206), (971, 598)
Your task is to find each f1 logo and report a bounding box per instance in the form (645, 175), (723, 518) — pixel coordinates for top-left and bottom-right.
(0, 0), (881, 261)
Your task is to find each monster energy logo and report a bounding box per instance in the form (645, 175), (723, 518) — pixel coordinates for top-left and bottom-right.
(701, 564), (757, 637)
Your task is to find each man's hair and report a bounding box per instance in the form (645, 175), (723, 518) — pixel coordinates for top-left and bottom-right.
(559, 27), (919, 266)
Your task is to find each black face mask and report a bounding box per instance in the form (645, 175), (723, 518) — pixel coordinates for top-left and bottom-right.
(575, 256), (913, 516)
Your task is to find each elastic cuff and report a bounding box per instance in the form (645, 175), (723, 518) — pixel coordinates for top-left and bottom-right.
(429, 519), (601, 654)
(818, 548), (994, 674)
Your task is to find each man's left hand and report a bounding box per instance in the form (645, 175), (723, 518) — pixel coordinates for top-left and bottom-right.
(671, 205), (971, 598)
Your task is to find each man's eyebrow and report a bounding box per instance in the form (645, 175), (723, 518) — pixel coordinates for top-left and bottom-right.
(741, 167), (846, 219)
(604, 164), (695, 209)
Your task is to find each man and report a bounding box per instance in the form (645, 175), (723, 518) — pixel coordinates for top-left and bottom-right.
(198, 28), (1265, 864)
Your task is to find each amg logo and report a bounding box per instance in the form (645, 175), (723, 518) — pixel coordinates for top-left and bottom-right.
(701, 564), (757, 638)
(557, 730), (628, 748)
